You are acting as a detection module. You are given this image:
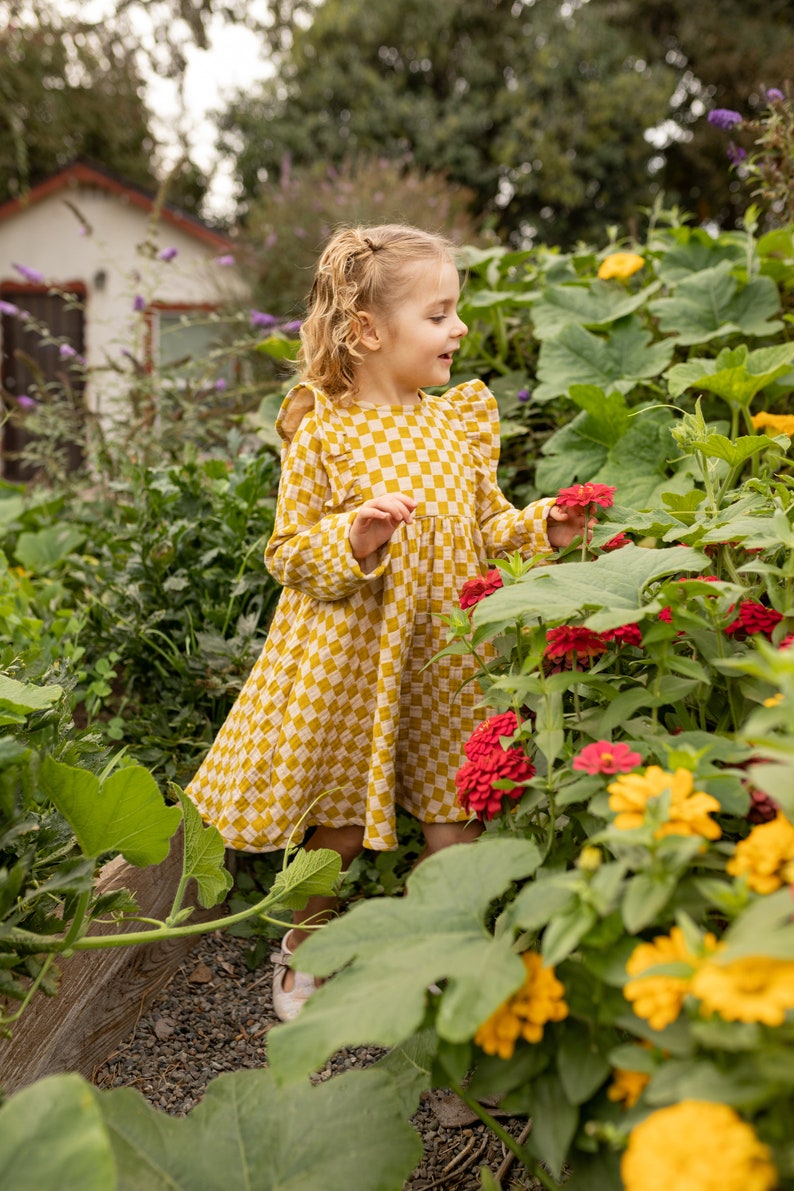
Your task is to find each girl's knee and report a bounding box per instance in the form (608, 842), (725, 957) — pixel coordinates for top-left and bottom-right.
(421, 819), (483, 855)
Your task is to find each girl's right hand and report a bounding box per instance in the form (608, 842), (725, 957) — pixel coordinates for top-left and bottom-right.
(349, 493), (416, 566)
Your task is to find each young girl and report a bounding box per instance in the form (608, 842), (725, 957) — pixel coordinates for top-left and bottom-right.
(186, 223), (587, 1020)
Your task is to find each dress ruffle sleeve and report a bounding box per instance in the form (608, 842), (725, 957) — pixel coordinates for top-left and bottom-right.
(447, 378), (556, 558)
(266, 385), (390, 601)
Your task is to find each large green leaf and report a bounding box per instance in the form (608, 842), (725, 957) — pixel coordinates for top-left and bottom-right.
(654, 228), (745, 283)
(525, 1073), (578, 1179)
(40, 757), (182, 865)
(177, 791), (233, 909)
(533, 317), (675, 402)
(14, 525), (85, 573)
(100, 1067), (422, 1191)
(665, 343), (794, 405)
(0, 674), (63, 716)
(648, 262), (782, 345)
(472, 545), (709, 631)
(0, 1074), (116, 1191)
(528, 280), (660, 339)
(266, 839), (543, 1084)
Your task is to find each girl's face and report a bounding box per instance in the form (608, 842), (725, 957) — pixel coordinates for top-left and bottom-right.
(368, 259), (468, 396)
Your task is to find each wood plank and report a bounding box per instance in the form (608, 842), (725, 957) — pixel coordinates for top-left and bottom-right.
(0, 826), (231, 1094)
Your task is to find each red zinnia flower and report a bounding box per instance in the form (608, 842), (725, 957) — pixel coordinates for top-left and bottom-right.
(573, 740), (642, 775)
(779, 633), (794, 650)
(603, 532), (631, 551)
(464, 710), (521, 763)
(456, 711), (535, 820)
(459, 568), (503, 610)
(725, 601), (783, 640)
(556, 483), (616, 510)
(601, 622), (644, 647)
(747, 787), (779, 825)
(658, 575), (720, 623)
(545, 626), (607, 666)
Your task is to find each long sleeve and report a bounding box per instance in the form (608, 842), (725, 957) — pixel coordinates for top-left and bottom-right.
(265, 414), (389, 601)
(449, 379), (555, 558)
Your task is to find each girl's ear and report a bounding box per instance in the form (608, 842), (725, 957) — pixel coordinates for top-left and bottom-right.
(355, 310), (382, 352)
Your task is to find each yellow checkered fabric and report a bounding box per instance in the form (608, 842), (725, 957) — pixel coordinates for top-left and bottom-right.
(186, 379), (555, 852)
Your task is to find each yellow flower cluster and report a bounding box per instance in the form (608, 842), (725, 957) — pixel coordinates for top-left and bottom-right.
(474, 951), (568, 1060)
(752, 410), (794, 436)
(624, 926), (719, 1030)
(622, 1100), (777, 1191)
(597, 252), (646, 281)
(607, 1066), (650, 1108)
(727, 811), (794, 893)
(692, 955), (794, 1026)
(607, 766), (722, 841)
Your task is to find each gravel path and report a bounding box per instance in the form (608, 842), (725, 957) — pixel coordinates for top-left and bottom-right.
(92, 928), (543, 1190)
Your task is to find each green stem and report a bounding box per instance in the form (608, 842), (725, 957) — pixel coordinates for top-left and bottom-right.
(447, 1078), (562, 1191)
(0, 954), (56, 1028)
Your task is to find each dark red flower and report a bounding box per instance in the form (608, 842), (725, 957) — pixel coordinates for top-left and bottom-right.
(779, 633), (794, 650)
(747, 787), (779, 825)
(459, 568), (503, 610)
(601, 622), (644, 647)
(602, 533), (631, 551)
(545, 626), (607, 665)
(556, 483), (617, 510)
(658, 575), (720, 623)
(725, 601), (783, 640)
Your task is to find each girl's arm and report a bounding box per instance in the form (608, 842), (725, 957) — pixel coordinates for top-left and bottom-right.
(266, 420), (396, 600)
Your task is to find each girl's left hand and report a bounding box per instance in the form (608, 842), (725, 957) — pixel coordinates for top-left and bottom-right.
(546, 504), (595, 549)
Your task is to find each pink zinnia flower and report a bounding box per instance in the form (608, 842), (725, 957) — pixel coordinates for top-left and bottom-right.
(573, 740), (642, 775)
(459, 568), (503, 610)
(556, 483), (616, 510)
(725, 601), (783, 640)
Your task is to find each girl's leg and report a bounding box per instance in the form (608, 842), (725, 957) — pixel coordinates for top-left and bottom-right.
(418, 818), (483, 861)
(280, 823), (365, 991)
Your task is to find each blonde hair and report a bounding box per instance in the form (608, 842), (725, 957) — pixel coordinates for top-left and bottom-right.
(297, 223), (458, 405)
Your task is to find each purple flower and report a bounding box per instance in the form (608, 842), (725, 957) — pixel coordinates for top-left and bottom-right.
(13, 262), (45, 285)
(707, 108), (744, 131)
(132, 294), (146, 313)
(215, 378), (228, 391)
(214, 254), (235, 266)
(767, 88), (785, 103)
(59, 343), (77, 359)
(0, 299), (19, 317)
(157, 246), (179, 262)
(517, 388), (531, 402)
(16, 394), (37, 410)
(283, 319), (302, 334)
(250, 309), (277, 330)
(727, 141), (747, 164)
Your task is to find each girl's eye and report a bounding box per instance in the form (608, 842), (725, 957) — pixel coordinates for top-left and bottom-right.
(430, 315), (446, 323)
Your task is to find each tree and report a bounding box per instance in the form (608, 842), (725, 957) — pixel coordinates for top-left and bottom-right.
(0, 13), (158, 203)
(217, 0), (794, 245)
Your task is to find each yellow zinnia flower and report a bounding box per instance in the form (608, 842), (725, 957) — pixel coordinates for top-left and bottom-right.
(727, 811), (794, 893)
(607, 1066), (650, 1108)
(624, 926), (719, 1030)
(597, 252), (645, 281)
(607, 766), (722, 841)
(692, 955), (794, 1025)
(474, 951), (568, 1060)
(621, 1100), (777, 1191)
(752, 410), (794, 436)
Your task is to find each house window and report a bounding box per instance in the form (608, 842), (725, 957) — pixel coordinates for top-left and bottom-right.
(150, 305), (237, 387)
(1, 287), (85, 481)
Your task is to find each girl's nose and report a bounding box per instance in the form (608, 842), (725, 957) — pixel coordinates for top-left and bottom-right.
(454, 316), (468, 339)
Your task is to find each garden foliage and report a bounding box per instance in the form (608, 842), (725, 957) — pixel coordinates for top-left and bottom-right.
(3, 190), (794, 1186)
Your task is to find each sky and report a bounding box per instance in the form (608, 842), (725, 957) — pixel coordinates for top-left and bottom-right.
(62, 1), (276, 218)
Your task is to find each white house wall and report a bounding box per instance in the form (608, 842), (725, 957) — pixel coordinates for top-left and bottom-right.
(0, 182), (248, 424)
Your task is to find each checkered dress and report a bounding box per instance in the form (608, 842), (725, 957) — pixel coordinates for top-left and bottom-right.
(186, 378), (554, 852)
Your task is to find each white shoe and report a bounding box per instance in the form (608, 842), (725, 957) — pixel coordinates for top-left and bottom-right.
(270, 931), (318, 1022)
